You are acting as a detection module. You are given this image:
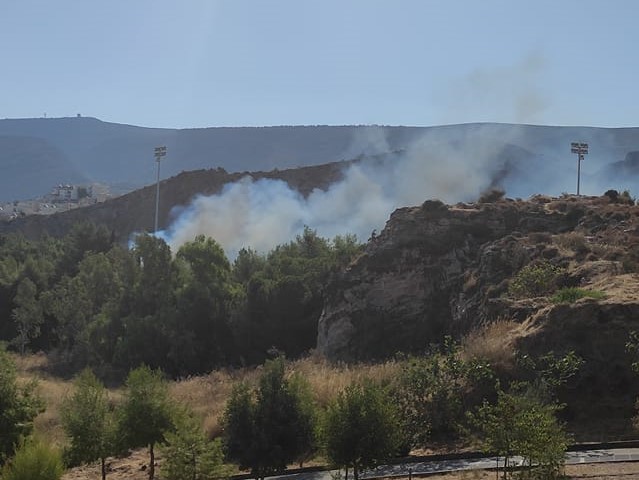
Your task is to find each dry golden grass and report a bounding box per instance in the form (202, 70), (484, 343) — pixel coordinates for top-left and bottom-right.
(15, 351), (398, 444)
(460, 320), (522, 373)
(291, 355), (400, 408)
(170, 355), (401, 438)
(12, 352), (70, 447)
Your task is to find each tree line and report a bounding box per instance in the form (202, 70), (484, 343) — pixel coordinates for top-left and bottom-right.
(0, 344), (581, 480)
(0, 222), (361, 377)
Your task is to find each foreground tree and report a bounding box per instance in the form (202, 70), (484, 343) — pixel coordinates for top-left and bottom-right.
(222, 357), (317, 479)
(394, 338), (494, 448)
(0, 348), (43, 465)
(61, 369), (116, 480)
(322, 381), (401, 480)
(160, 411), (226, 480)
(1, 438), (63, 480)
(119, 366), (175, 480)
(11, 278), (43, 355)
(470, 386), (569, 480)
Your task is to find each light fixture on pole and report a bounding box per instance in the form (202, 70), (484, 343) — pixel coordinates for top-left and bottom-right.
(154, 146), (167, 233)
(570, 142), (588, 196)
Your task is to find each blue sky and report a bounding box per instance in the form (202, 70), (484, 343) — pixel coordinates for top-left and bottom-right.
(1, 0), (638, 128)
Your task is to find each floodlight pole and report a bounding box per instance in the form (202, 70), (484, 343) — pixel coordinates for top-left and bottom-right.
(570, 142), (589, 196)
(154, 146), (167, 232)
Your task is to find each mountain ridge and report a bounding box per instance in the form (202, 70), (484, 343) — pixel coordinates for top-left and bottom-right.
(3, 118), (639, 202)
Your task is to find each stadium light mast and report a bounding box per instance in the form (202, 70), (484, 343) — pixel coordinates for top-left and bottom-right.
(570, 142), (588, 196)
(154, 146), (167, 233)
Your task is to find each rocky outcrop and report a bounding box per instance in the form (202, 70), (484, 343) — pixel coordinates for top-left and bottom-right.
(317, 195), (639, 361)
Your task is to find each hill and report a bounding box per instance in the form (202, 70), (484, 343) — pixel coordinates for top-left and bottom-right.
(2, 117), (639, 202)
(318, 192), (639, 433)
(0, 160), (348, 241)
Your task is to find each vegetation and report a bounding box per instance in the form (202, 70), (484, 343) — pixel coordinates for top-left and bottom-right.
(470, 386), (569, 480)
(118, 366), (176, 480)
(508, 261), (562, 298)
(60, 369), (116, 480)
(394, 338), (493, 449)
(222, 356), (317, 479)
(0, 438), (63, 480)
(160, 411), (226, 480)
(0, 224), (363, 377)
(0, 348), (43, 465)
(551, 287), (606, 303)
(321, 380), (401, 480)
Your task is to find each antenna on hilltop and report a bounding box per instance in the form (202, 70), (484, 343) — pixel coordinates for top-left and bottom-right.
(570, 142), (588, 196)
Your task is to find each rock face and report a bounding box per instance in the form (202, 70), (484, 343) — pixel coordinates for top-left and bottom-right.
(317, 195), (639, 361)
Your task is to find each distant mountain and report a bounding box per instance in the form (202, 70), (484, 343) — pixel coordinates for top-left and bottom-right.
(2, 117), (639, 202)
(0, 135), (87, 201)
(595, 151), (639, 189)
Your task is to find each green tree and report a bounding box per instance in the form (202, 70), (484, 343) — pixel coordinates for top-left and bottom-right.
(114, 235), (176, 371)
(118, 366), (175, 480)
(171, 235), (234, 374)
(58, 221), (113, 277)
(160, 410), (226, 480)
(61, 369), (116, 480)
(394, 338), (494, 448)
(222, 382), (255, 473)
(508, 261), (562, 298)
(1, 438), (63, 480)
(322, 380), (401, 480)
(222, 357), (317, 479)
(11, 278), (43, 355)
(0, 348), (43, 465)
(470, 387), (569, 480)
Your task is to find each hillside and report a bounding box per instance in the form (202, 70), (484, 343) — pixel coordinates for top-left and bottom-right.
(0, 160), (349, 241)
(318, 192), (639, 433)
(3, 117), (639, 202)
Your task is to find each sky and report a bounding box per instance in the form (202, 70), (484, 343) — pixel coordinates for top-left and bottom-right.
(1, 0), (638, 129)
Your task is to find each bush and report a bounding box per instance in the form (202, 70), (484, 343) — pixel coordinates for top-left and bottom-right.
(508, 261), (562, 298)
(0, 348), (43, 464)
(160, 411), (226, 480)
(469, 389), (569, 480)
(551, 287), (606, 303)
(321, 380), (401, 480)
(1, 438), (63, 480)
(553, 232), (588, 254)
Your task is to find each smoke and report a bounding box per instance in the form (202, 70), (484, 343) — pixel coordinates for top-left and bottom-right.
(436, 52), (549, 124)
(161, 125), (527, 258)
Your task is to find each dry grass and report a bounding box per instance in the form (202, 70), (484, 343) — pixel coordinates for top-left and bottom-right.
(13, 352), (401, 444)
(12, 352), (71, 447)
(291, 355), (400, 408)
(170, 355), (401, 438)
(554, 232), (589, 254)
(460, 320), (522, 373)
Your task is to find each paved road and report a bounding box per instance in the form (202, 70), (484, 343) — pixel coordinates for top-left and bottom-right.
(267, 448), (639, 480)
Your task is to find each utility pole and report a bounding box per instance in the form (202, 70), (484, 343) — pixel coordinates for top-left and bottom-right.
(570, 142), (588, 195)
(154, 146), (167, 232)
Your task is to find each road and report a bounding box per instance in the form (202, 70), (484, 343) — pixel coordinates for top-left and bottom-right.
(266, 448), (639, 480)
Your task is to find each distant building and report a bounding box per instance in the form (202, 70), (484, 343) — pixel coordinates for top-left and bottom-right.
(50, 184), (79, 202)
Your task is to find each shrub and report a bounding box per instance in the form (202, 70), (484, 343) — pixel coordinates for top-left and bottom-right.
(321, 380), (401, 480)
(553, 232), (588, 254)
(160, 411), (226, 480)
(551, 287), (606, 304)
(469, 388), (569, 480)
(1, 438), (63, 480)
(508, 261), (562, 298)
(0, 348), (43, 464)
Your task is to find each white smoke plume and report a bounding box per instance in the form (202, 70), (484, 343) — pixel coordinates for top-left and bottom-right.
(161, 125), (527, 258)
